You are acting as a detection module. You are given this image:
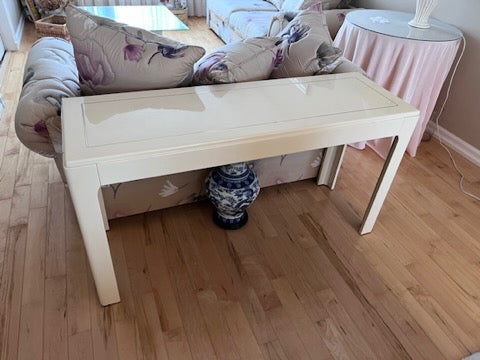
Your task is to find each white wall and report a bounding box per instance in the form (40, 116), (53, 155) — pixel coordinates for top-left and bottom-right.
(356, 0), (480, 150)
(0, 0), (25, 50)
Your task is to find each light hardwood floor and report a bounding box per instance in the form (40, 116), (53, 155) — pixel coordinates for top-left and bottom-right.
(1, 19), (480, 360)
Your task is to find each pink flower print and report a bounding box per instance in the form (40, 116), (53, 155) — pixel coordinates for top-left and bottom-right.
(124, 44), (144, 62)
(124, 35), (145, 62)
(74, 38), (114, 87)
(194, 52), (227, 84)
(272, 49), (283, 68)
(307, 3), (323, 11)
(34, 120), (50, 138)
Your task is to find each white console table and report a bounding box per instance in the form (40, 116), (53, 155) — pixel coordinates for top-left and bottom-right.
(62, 73), (419, 305)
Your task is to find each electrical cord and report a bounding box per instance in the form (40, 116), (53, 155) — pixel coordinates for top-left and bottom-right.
(433, 34), (480, 201)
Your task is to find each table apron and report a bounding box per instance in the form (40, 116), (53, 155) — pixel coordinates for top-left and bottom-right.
(93, 117), (408, 186)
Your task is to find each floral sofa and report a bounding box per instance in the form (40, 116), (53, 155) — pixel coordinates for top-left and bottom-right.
(15, 7), (363, 220)
(207, 0), (355, 43)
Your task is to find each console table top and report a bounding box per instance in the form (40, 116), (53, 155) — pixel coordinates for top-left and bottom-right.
(62, 73), (417, 167)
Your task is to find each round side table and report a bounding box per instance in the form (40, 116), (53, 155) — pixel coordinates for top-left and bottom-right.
(334, 9), (462, 158)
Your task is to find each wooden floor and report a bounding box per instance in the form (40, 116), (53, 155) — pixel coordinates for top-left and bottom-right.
(1, 19), (480, 360)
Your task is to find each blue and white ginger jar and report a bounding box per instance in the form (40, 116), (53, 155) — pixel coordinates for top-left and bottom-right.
(205, 162), (260, 229)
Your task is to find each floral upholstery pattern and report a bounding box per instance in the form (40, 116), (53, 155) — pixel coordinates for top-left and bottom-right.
(15, 38), (81, 157)
(65, 5), (205, 95)
(15, 31), (364, 220)
(103, 149), (323, 219)
(271, 9), (342, 78)
(269, 8), (349, 38)
(193, 37), (281, 85)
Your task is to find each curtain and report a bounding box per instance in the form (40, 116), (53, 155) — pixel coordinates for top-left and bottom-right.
(187, 0), (205, 16)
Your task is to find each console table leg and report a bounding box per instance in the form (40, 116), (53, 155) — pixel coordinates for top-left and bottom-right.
(360, 117), (417, 235)
(53, 154), (67, 184)
(317, 145), (346, 189)
(99, 190), (110, 231)
(64, 165), (120, 306)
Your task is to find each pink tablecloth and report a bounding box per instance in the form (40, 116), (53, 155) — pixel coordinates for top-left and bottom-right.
(334, 19), (460, 158)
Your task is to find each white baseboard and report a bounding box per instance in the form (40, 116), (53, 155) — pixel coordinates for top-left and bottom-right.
(426, 122), (480, 167)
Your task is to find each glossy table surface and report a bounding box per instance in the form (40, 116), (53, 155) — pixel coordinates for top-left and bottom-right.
(62, 73), (418, 167)
(347, 10), (462, 42)
(78, 5), (188, 31)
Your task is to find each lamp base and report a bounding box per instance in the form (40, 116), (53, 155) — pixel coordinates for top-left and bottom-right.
(408, 19), (431, 29)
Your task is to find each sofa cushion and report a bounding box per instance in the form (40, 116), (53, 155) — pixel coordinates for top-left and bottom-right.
(15, 37), (81, 157)
(326, 56), (367, 76)
(281, 0), (341, 11)
(229, 11), (279, 38)
(193, 37), (281, 85)
(271, 9), (342, 78)
(208, 0), (277, 21)
(65, 5), (205, 95)
(269, 8), (351, 39)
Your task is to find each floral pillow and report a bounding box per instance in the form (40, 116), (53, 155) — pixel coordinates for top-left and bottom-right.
(65, 5), (205, 95)
(271, 9), (342, 78)
(193, 37), (282, 85)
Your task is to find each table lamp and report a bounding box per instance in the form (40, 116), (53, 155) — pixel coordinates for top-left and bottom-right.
(408, 0), (439, 29)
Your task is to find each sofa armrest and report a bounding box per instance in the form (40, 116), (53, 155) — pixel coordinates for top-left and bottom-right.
(331, 57), (367, 76)
(267, 11), (297, 36)
(15, 37), (80, 158)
